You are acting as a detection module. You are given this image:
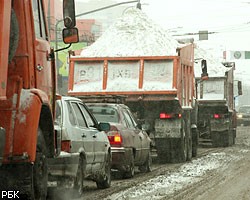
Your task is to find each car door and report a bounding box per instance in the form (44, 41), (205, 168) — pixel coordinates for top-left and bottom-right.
(70, 101), (95, 173)
(126, 108), (150, 163)
(79, 103), (108, 170)
(122, 108), (142, 163)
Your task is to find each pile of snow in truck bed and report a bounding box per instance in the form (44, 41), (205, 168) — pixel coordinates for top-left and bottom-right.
(194, 44), (228, 77)
(80, 8), (178, 57)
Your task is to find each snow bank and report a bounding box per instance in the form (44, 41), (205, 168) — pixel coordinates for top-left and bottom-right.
(80, 8), (179, 57)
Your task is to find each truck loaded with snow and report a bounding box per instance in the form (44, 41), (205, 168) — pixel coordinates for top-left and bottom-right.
(67, 8), (199, 163)
(195, 57), (242, 147)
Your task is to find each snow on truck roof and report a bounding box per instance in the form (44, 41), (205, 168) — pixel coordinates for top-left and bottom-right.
(80, 8), (179, 57)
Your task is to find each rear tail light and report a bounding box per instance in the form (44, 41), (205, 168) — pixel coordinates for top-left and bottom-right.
(107, 125), (122, 146)
(160, 113), (182, 119)
(213, 114), (225, 119)
(61, 140), (71, 152)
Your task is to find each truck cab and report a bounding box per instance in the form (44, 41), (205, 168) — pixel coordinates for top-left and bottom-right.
(0, 0), (78, 198)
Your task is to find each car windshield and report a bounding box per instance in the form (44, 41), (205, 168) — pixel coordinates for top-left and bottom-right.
(88, 106), (119, 123)
(239, 106), (250, 114)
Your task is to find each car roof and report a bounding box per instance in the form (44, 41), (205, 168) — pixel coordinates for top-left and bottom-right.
(61, 96), (82, 102)
(86, 102), (129, 109)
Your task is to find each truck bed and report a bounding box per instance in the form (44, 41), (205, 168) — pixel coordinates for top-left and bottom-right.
(68, 44), (194, 108)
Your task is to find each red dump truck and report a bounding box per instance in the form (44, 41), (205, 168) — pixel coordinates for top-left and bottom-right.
(0, 0), (78, 198)
(196, 62), (242, 147)
(68, 44), (199, 163)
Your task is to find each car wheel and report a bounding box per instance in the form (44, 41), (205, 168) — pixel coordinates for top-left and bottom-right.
(123, 154), (135, 179)
(139, 151), (152, 173)
(96, 153), (111, 189)
(73, 155), (86, 196)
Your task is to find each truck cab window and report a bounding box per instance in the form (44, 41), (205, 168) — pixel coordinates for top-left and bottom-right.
(32, 0), (47, 39)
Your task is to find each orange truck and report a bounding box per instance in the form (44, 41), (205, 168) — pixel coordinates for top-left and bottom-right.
(68, 44), (199, 163)
(0, 0), (78, 198)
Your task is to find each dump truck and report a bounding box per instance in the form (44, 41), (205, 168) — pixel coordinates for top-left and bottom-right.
(68, 44), (199, 163)
(0, 0), (78, 198)
(196, 62), (242, 147)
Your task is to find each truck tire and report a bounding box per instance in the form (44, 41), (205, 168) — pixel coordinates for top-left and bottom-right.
(96, 153), (111, 189)
(33, 128), (48, 199)
(192, 127), (198, 157)
(180, 119), (188, 162)
(185, 114), (192, 161)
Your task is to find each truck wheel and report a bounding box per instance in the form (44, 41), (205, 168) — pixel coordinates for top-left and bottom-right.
(185, 119), (192, 161)
(123, 154), (135, 179)
(73, 155), (86, 195)
(179, 120), (188, 162)
(192, 128), (198, 157)
(139, 151), (152, 173)
(96, 153), (111, 189)
(33, 128), (48, 199)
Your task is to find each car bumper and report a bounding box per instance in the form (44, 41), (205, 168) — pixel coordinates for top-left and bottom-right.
(111, 147), (133, 171)
(48, 152), (79, 177)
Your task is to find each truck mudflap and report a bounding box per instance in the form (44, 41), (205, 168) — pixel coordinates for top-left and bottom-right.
(0, 127), (5, 166)
(154, 118), (191, 163)
(211, 130), (234, 147)
(154, 119), (182, 138)
(210, 116), (234, 147)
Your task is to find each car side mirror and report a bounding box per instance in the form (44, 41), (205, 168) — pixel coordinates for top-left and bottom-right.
(142, 124), (150, 131)
(98, 122), (110, 132)
(137, 124), (142, 129)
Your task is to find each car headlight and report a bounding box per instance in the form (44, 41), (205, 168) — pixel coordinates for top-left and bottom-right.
(237, 114), (243, 118)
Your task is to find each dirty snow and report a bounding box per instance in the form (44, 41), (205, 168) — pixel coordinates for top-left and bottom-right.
(105, 151), (242, 200)
(80, 8), (178, 57)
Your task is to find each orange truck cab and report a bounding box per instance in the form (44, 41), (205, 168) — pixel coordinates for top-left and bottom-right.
(0, 0), (78, 198)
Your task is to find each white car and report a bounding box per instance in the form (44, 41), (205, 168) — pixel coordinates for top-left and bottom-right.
(48, 96), (111, 194)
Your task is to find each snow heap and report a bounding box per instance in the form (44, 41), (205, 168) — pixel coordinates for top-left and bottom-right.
(194, 44), (228, 77)
(80, 8), (179, 57)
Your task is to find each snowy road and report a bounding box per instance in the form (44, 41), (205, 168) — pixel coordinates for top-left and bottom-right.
(47, 126), (250, 200)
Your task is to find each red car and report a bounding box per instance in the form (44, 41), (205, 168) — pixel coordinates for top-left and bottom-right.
(87, 103), (152, 178)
